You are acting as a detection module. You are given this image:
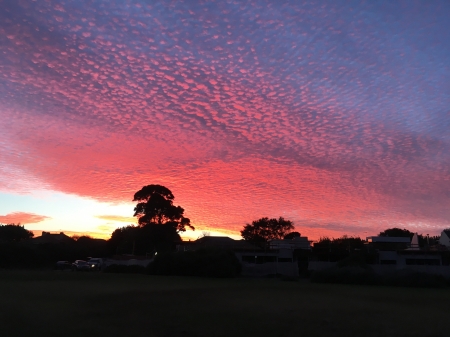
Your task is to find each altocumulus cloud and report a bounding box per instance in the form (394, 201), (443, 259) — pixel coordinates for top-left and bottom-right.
(0, 1), (449, 237)
(0, 212), (51, 224)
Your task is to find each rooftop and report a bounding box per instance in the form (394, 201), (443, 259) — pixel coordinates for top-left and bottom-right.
(366, 236), (411, 243)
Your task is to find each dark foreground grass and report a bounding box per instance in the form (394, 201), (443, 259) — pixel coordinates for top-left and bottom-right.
(1, 271), (449, 337)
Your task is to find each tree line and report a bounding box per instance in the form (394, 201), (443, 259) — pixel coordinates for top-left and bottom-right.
(0, 184), (444, 268)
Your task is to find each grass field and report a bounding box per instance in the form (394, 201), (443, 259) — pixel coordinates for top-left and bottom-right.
(1, 271), (449, 337)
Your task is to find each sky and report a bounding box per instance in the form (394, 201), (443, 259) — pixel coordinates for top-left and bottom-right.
(1, 0), (449, 241)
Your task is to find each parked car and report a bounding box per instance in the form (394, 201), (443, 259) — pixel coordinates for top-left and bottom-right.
(87, 258), (104, 271)
(55, 261), (71, 270)
(72, 260), (90, 271)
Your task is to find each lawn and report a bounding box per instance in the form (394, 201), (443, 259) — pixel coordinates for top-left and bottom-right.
(0, 270), (449, 337)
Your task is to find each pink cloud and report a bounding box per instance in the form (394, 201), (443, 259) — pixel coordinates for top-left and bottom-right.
(0, 212), (51, 225)
(0, 0), (449, 240)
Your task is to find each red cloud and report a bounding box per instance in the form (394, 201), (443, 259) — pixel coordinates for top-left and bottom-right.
(0, 0), (449, 241)
(0, 212), (51, 224)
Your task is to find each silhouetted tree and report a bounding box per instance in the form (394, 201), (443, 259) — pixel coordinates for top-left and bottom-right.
(378, 228), (414, 238)
(313, 236), (366, 262)
(377, 228), (436, 247)
(133, 184), (194, 232)
(333, 235), (365, 250)
(0, 223), (34, 242)
(76, 236), (107, 257)
(139, 223), (182, 253)
(107, 225), (140, 255)
(241, 217), (294, 246)
(428, 235), (440, 247)
(284, 231), (301, 240)
(107, 223), (182, 256)
(108, 185), (194, 256)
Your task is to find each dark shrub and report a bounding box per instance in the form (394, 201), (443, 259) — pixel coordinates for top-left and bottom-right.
(147, 248), (241, 278)
(311, 253), (380, 285)
(0, 243), (48, 269)
(337, 254), (371, 270)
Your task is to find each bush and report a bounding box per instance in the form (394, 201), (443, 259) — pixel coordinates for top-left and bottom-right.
(0, 243), (49, 269)
(147, 248), (242, 278)
(103, 264), (146, 274)
(336, 254), (371, 270)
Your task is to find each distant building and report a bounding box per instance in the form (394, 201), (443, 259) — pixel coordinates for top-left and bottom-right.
(439, 230), (450, 248)
(32, 231), (74, 244)
(269, 236), (311, 250)
(366, 236), (411, 250)
(177, 236), (259, 252)
(378, 250), (442, 266)
(365, 234), (448, 268)
(177, 235), (311, 277)
(409, 233), (420, 250)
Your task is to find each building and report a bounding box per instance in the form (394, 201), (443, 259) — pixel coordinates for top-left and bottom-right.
(177, 236), (259, 252)
(269, 236), (311, 250)
(32, 231), (74, 245)
(439, 230), (450, 248)
(366, 236), (411, 251)
(378, 250), (442, 266)
(177, 235), (311, 277)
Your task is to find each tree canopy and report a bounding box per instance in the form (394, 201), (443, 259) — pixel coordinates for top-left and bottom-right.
(378, 227), (414, 238)
(107, 223), (182, 255)
(108, 185), (195, 255)
(284, 231), (301, 240)
(378, 228), (440, 247)
(240, 217), (294, 245)
(0, 223), (34, 242)
(133, 184), (194, 232)
(312, 235), (368, 262)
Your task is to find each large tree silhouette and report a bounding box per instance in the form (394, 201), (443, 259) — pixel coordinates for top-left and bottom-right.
(133, 184), (194, 232)
(241, 217), (294, 246)
(108, 185), (195, 255)
(107, 223), (183, 255)
(0, 223), (34, 242)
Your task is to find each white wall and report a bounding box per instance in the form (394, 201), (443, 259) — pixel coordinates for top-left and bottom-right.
(439, 231), (450, 247)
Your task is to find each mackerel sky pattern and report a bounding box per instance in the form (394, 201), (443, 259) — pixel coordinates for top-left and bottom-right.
(1, 0), (449, 238)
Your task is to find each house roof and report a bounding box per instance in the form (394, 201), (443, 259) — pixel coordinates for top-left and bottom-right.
(196, 236), (235, 244)
(180, 236), (260, 251)
(366, 236), (411, 243)
(269, 237), (311, 249)
(442, 230), (450, 239)
(32, 231), (74, 244)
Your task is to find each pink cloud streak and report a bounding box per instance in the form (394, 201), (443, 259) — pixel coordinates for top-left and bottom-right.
(0, 212), (51, 225)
